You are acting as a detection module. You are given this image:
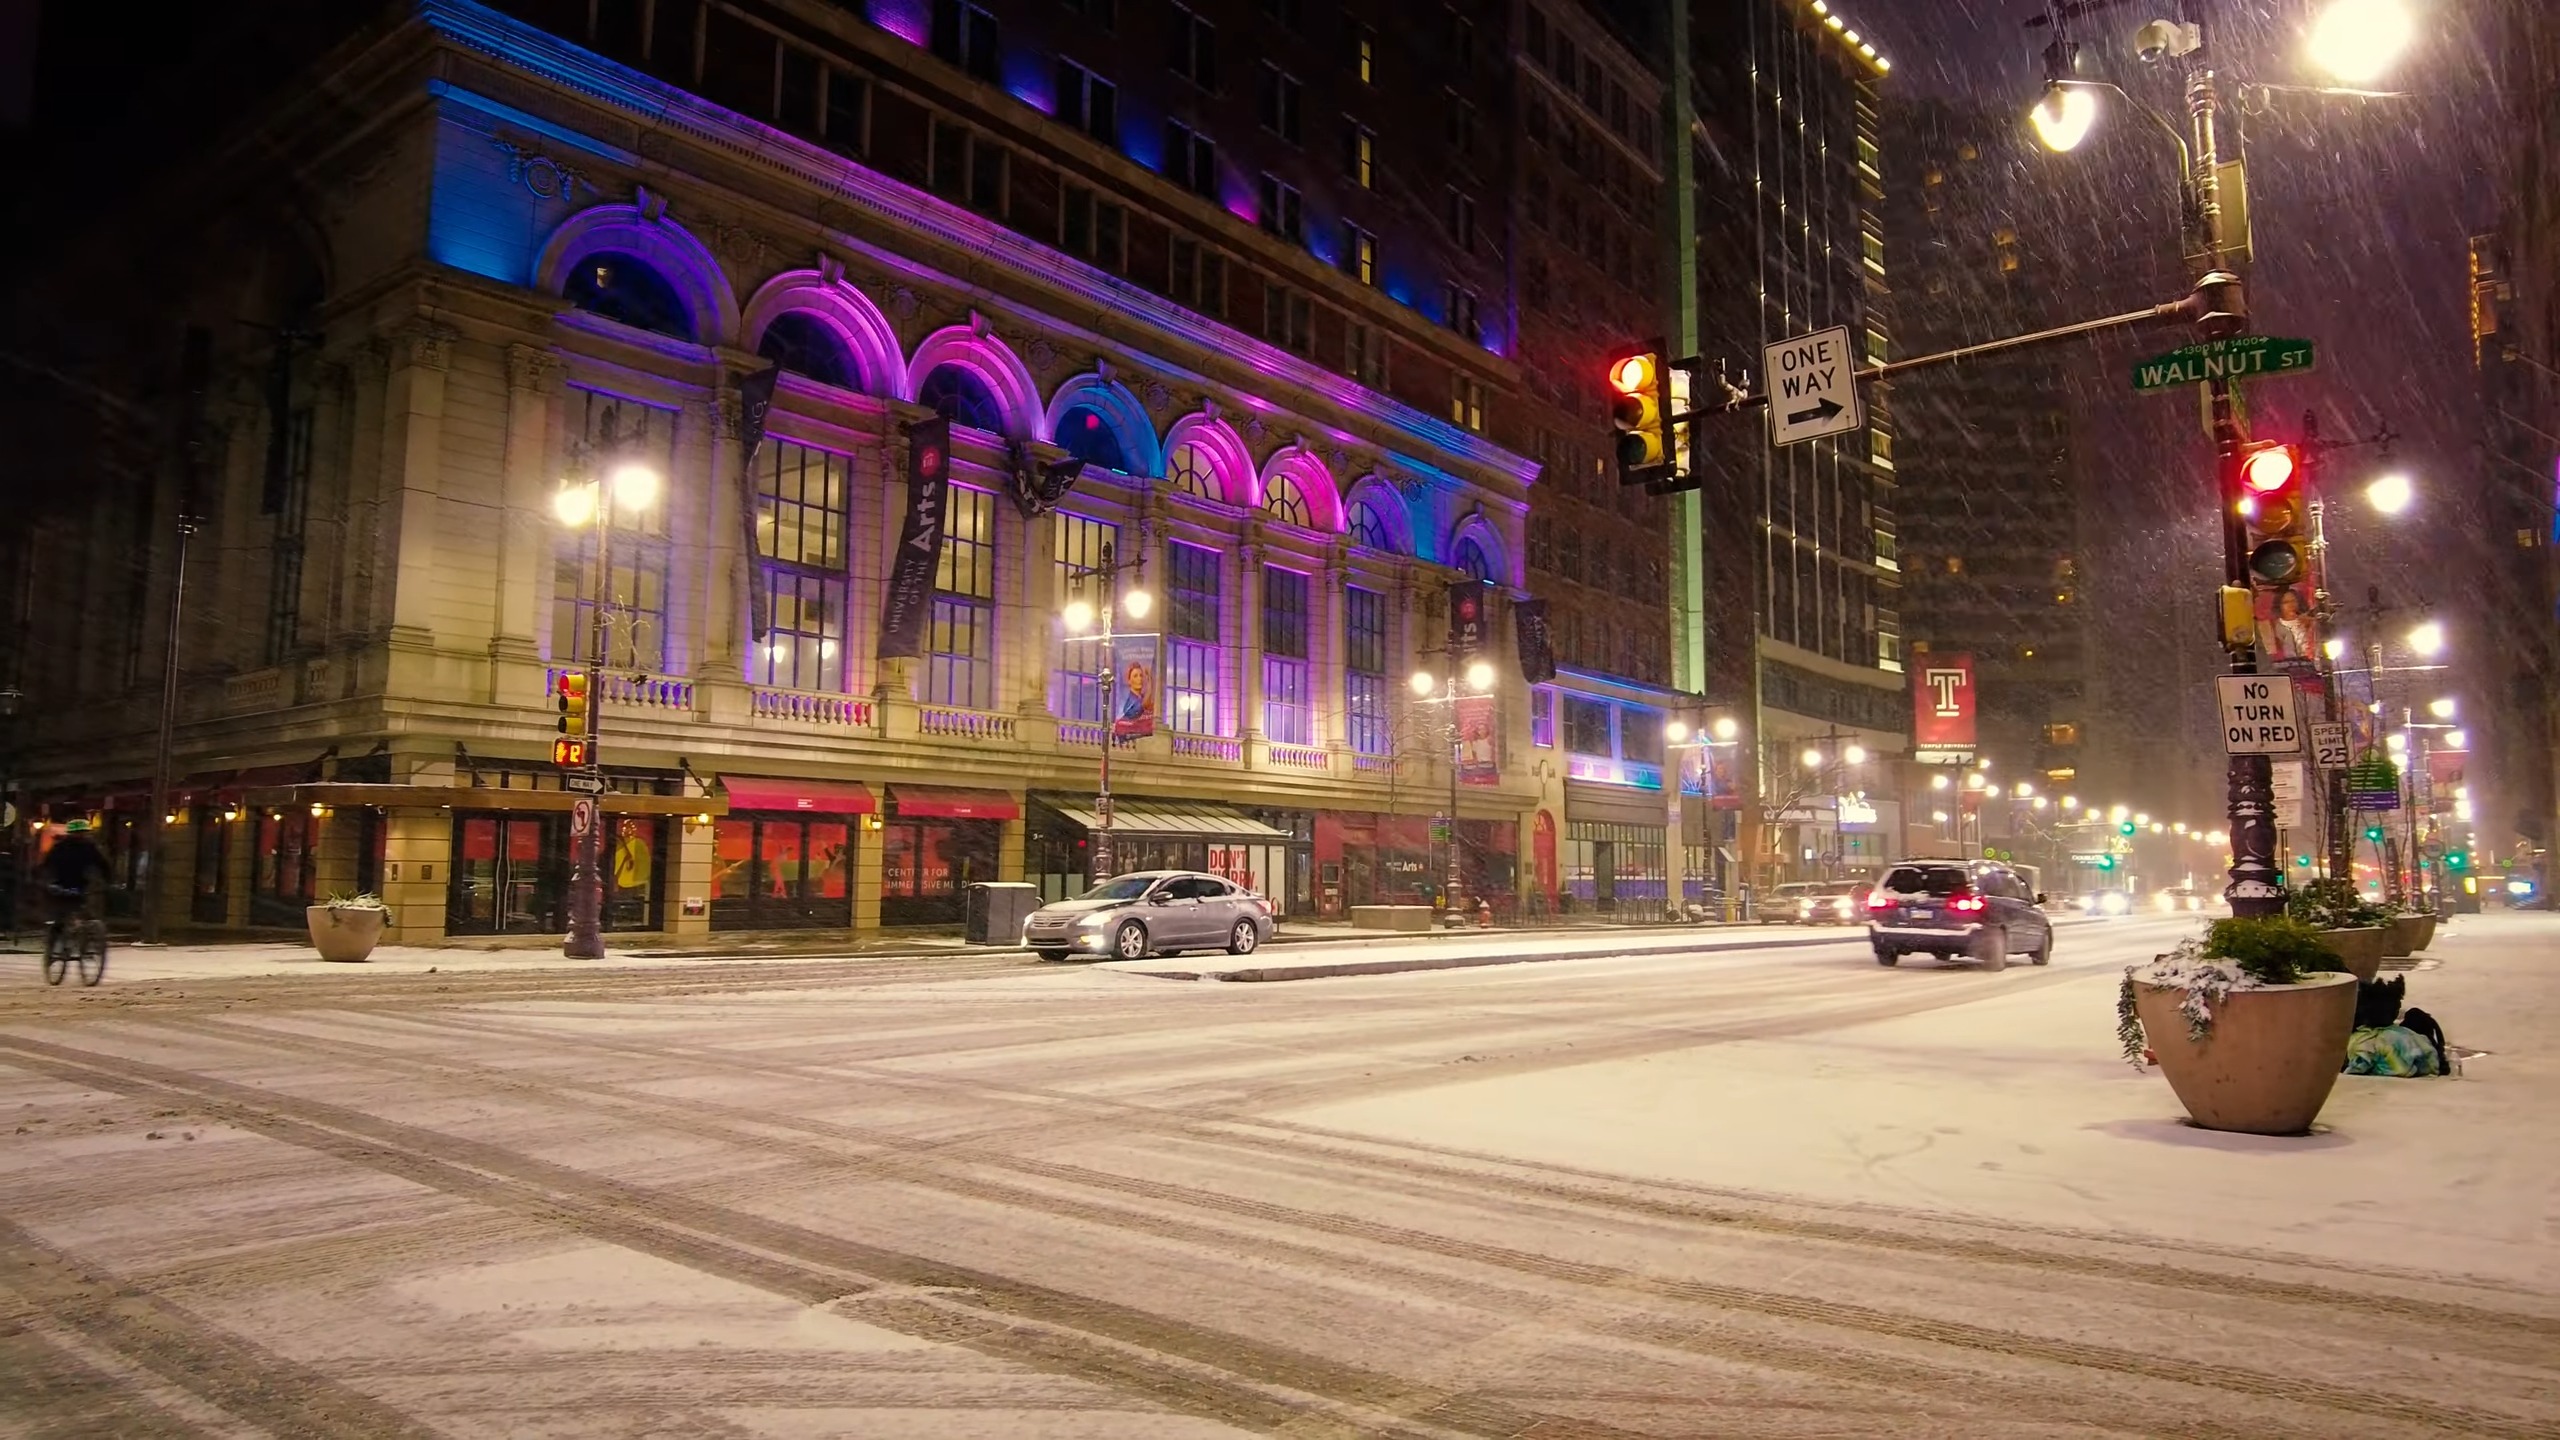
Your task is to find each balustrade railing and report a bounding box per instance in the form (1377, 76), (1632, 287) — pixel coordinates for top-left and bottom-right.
(1268, 745), (1331, 770)
(1057, 721), (1109, 748)
(1171, 734), (1243, 763)
(547, 668), (695, 711)
(919, 707), (1017, 742)
(752, 689), (873, 727)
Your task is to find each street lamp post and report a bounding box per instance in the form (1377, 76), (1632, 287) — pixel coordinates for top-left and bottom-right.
(1060, 542), (1152, 884)
(2025, 0), (2413, 917)
(553, 423), (660, 960)
(1409, 656), (1495, 919)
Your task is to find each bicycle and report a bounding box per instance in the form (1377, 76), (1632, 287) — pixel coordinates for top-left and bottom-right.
(42, 890), (107, 987)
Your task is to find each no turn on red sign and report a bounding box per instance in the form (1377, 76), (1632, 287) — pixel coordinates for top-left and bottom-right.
(2216, 674), (2302, 756)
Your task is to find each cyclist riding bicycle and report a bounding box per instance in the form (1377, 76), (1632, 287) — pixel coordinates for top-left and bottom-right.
(39, 819), (110, 930)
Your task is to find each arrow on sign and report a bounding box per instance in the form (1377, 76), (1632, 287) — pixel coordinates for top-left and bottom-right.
(1786, 396), (1844, 427)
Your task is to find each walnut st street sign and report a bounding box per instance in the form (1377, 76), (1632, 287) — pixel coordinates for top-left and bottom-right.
(2133, 336), (2314, 393)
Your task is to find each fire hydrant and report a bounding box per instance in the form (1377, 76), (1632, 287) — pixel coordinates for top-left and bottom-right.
(1475, 898), (1493, 928)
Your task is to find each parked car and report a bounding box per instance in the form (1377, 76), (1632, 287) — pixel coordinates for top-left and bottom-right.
(1794, 880), (1870, 926)
(1022, 870), (1274, 962)
(1865, 857), (2053, 970)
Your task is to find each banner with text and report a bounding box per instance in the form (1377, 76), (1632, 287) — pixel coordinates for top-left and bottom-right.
(1457, 695), (1500, 786)
(1110, 634), (1160, 739)
(876, 418), (953, 660)
(1912, 652), (1977, 760)
(1514, 598), (1556, 683)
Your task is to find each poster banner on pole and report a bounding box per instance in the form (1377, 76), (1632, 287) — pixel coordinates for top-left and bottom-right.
(1514, 598), (1556, 683)
(876, 418), (952, 659)
(735, 365), (784, 644)
(1456, 694), (1499, 786)
(1912, 652), (1976, 762)
(1110, 634), (1159, 739)
(1447, 581), (1489, 660)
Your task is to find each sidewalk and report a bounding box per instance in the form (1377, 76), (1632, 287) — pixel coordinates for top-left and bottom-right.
(1283, 912), (2560, 1287)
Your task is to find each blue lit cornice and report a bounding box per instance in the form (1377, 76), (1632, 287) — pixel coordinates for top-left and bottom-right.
(413, 0), (1539, 491)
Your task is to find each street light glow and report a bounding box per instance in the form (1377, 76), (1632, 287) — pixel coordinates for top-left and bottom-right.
(1061, 598), (1096, 633)
(2014, 782), (2034, 797)
(1408, 670), (1438, 697)
(1666, 720), (1691, 743)
(2445, 729), (2468, 750)
(1966, 771), (1987, 790)
(1931, 773), (1951, 791)
(609, 462), (661, 510)
(2135, 812), (2151, 826)
(2110, 805), (2130, 822)
(1712, 716), (1740, 741)
(2366, 471), (2414, 514)
(2428, 697), (2457, 719)
(1121, 588), (1153, 619)
(2407, 620), (2446, 656)
(2307, 0), (2415, 84)
(2029, 83), (2098, 153)
(2386, 732), (2407, 753)
(1464, 659), (1497, 692)
(1843, 743), (1868, 765)
(1802, 746), (1826, 769)
(551, 481), (599, 528)
(2062, 795), (2078, 808)
(2323, 637), (2348, 661)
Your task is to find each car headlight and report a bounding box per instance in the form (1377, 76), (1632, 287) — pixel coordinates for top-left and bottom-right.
(1077, 913), (1111, 929)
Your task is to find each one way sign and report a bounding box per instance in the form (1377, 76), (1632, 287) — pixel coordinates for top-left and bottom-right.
(1764, 326), (1863, 447)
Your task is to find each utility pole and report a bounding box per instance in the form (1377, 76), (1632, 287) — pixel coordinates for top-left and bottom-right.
(140, 327), (213, 948)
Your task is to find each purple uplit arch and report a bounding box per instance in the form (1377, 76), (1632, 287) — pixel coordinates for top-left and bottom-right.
(1040, 372), (1162, 478)
(1448, 511), (1512, 587)
(1158, 410), (1254, 507)
(535, 204), (739, 346)
(1255, 447), (1345, 534)
(904, 326), (1042, 441)
(742, 271), (908, 400)
(1342, 475), (1413, 554)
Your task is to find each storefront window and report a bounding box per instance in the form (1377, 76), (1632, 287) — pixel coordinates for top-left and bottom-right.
(1561, 820), (1666, 913)
(1562, 696), (1613, 756)
(605, 815), (668, 930)
(880, 818), (1000, 927)
(711, 815), (851, 930)
(251, 809), (320, 927)
(448, 814), (566, 935)
(190, 805), (230, 925)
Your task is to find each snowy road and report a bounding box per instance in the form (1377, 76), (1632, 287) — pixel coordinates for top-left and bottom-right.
(4, 914), (2554, 1438)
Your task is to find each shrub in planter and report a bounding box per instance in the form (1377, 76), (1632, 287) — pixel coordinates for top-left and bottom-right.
(2119, 918), (2357, 1136)
(308, 892), (390, 963)
(2284, 879), (2390, 980)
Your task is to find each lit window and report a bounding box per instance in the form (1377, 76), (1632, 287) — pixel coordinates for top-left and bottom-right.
(750, 439), (853, 694)
(926, 485), (998, 709)
(1165, 441), (1217, 500)
(1262, 472), (1313, 527)
(1346, 585), (1390, 754)
(1347, 496), (1398, 551)
(1167, 542), (1225, 735)
(1262, 566), (1312, 745)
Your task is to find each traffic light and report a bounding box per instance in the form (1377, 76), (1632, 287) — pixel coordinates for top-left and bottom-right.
(2446, 849), (2469, 872)
(2118, 821), (2137, 837)
(2364, 824), (2386, 844)
(2231, 441), (2310, 590)
(552, 736), (592, 768)
(557, 672), (590, 737)
(2096, 855), (2117, 871)
(1609, 346), (1669, 481)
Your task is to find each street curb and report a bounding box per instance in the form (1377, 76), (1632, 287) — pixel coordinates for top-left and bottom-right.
(1112, 931), (1861, 983)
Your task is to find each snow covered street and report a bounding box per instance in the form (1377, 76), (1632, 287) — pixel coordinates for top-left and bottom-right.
(3, 911), (2553, 1437)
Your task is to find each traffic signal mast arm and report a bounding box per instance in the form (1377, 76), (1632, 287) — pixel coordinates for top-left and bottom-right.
(1672, 287), (2212, 428)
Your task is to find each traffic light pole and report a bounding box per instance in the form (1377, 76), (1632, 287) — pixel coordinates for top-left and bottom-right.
(562, 492), (613, 961)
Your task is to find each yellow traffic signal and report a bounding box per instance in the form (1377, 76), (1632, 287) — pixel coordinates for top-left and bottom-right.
(2232, 441), (2309, 589)
(1609, 348), (1667, 477)
(557, 672), (590, 737)
(2218, 585), (2256, 649)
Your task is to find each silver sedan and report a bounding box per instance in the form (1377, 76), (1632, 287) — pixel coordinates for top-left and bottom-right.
(1022, 870), (1275, 961)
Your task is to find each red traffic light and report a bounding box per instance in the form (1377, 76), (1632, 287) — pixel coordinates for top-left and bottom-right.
(1609, 353), (1658, 396)
(2241, 444), (2299, 495)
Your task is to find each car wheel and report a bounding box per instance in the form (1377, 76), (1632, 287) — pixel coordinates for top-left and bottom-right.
(1227, 920), (1261, 955)
(1035, 948), (1069, 962)
(1975, 927), (2008, 973)
(1872, 944), (1899, 967)
(2030, 928), (2053, 966)
(1111, 920), (1149, 961)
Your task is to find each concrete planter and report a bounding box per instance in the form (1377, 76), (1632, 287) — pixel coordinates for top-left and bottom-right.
(308, 905), (386, 963)
(2411, 914), (2438, 952)
(2383, 915), (2424, 958)
(2134, 971), (2359, 1136)
(2317, 927), (2387, 982)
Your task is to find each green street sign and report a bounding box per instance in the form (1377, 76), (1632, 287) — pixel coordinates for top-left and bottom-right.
(2133, 336), (2314, 393)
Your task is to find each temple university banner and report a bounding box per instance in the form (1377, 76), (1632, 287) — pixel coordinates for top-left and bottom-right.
(876, 417), (953, 660)
(1912, 652), (1977, 765)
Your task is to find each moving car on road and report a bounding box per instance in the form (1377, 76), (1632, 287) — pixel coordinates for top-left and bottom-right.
(1022, 870), (1275, 962)
(1791, 880), (1870, 926)
(2080, 889), (2134, 918)
(1866, 857), (2053, 971)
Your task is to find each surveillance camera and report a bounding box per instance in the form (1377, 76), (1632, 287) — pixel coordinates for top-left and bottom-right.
(2133, 19), (2194, 64)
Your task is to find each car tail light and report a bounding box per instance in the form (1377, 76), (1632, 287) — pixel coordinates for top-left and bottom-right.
(1950, 892), (1988, 914)
(1252, 895), (1274, 916)
(1867, 893), (1894, 911)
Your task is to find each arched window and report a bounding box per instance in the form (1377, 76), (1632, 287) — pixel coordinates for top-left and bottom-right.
(1164, 442), (1215, 500)
(1455, 537), (1495, 583)
(1261, 472), (1312, 527)
(1055, 406), (1128, 473)
(562, 251), (694, 341)
(918, 364), (1003, 433)
(756, 312), (864, 391)
(1347, 497), (1397, 552)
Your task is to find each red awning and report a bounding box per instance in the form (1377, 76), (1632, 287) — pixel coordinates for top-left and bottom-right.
(889, 785), (1020, 820)
(722, 776), (877, 815)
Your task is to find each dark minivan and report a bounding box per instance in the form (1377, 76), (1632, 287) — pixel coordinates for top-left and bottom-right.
(1865, 858), (2053, 971)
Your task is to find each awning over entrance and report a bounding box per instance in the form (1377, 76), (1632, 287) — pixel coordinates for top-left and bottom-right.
(1048, 799), (1292, 840)
(237, 783), (726, 817)
(888, 785), (1019, 820)
(722, 776), (876, 814)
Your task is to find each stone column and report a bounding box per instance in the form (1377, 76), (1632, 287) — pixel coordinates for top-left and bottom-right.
(378, 324), (456, 648)
(379, 809), (454, 945)
(1318, 544), (1348, 761)
(492, 344), (560, 703)
(333, 346), (389, 646)
(670, 814), (715, 936)
(1237, 534), (1265, 752)
(699, 387), (748, 728)
(853, 817), (885, 932)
